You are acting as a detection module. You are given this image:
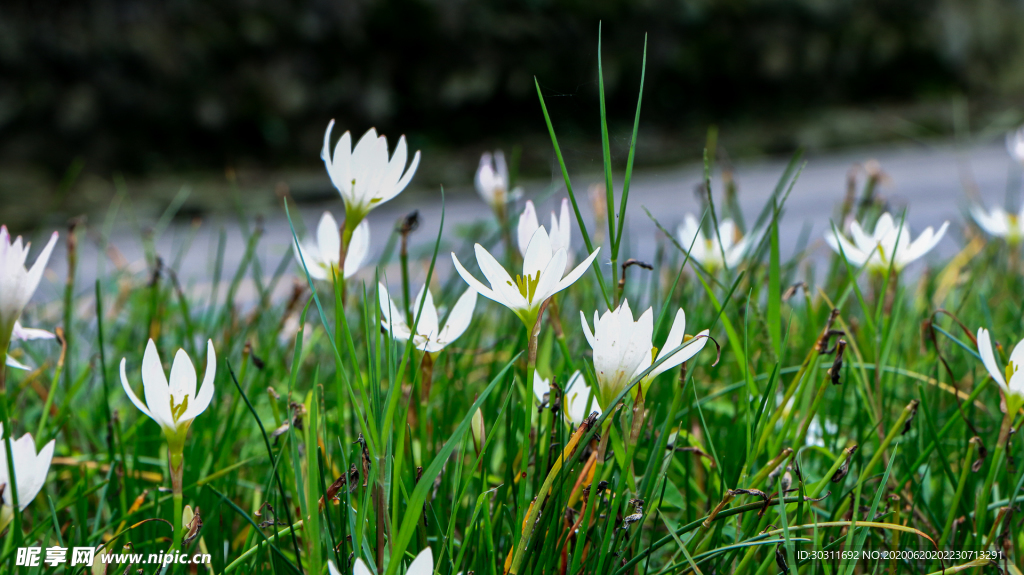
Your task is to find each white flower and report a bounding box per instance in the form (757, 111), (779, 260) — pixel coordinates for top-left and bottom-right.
(971, 205), (1024, 244)
(452, 226), (599, 329)
(676, 215), (750, 271)
(581, 300), (709, 407)
(976, 327), (1024, 402)
(5, 321), (57, 370)
(519, 199), (573, 267)
(824, 212), (948, 273)
(476, 151), (518, 210)
(0, 226), (58, 344)
(0, 424), (55, 530)
(119, 339), (216, 445)
(293, 212), (369, 282)
(379, 283), (477, 354)
(1008, 126), (1024, 164)
(532, 370), (601, 425)
(330, 547), (433, 575)
(322, 122), (420, 223)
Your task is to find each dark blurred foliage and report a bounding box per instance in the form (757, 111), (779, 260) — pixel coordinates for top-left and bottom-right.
(1, 0), (1023, 175)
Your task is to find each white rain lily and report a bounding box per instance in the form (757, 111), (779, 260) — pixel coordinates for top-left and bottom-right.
(971, 204), (1024, 244)
(1008, 126), (1024, 164)
(0, 226), (58, 350)
(824, 212), (948, 273)
(5, 321), (56, 370)
(976, 327), (1024, 403)
(322, 122), (420, 224)
(293, 212), (369, 282)
(330, 547), (433, 575)
(532, 370), (601, 425)
(677, 215), (750, 270)
(0, 424), (55, 530)
(519, 199), (573, 267)
(476, 151), (522, 211)
(581, 300), (709, 408)
(379, 283), (477, 354)
(452, 226), (599, 329)
(119, 339), (216, 446)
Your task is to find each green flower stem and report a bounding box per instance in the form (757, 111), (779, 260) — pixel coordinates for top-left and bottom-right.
(515, 308), (544, 542)
(0, 352), (23, 547)
(495, 202), (516, 269)
(168, 448), (185, 551)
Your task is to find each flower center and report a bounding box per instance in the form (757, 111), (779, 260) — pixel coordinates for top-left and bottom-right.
(1006, 361), (1018, 385)
(170, 394), (190, 422)
(510, 271), (541, 303)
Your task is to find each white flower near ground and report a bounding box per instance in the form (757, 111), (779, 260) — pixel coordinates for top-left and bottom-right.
(293, 212), (369, 281)
(452, 226), (599, 329)
(1007, 126), (1024, 164)
(476, 151), (522, 211)
(676, 215), (750, 271)
(532, 370), (601, 425)
(379, 283), (477, 354)
(322, 123), (420, 223)
(330, 547), (434, 575)
(580, 300), (709, 408)
(519, 199), (573, 267)
(119, 339), (216, 445)
(0, 226), (58, 347)
(4, 321), (57, 370)
(0, 424), (55, 530)
(824, 212), (948, 273)
(970, 205), (1024, 244)
(976, 327), (1024, 402)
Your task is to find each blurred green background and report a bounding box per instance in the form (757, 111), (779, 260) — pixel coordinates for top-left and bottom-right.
(2, 0), (1024, 226)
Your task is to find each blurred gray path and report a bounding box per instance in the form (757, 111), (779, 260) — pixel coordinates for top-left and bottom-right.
(35, 139), (1021, 307)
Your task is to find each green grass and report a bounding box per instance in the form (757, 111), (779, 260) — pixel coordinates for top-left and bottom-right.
(3, 35), (1024, 575)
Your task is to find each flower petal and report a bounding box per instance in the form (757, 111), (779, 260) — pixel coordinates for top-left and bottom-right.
(554, 247), (600, 293)
(1006, 337), (1024, 397)
(11, 322), (55, 341)
(677, 215), (707, 264)
(580, 310), (596, 349)
(411, 284), (440, 339)
(517, 201), (540, 257)
(532, 247), (566, 304)
(451, 252), (502, 306)
(141, 339), (175, 429)
(168, 348), (198, 408)
(977, 328), (1007, 388)
(407, 547), (433, 575)
(473, 244), (523, 309)
(824, 227), (867, 267)
(182, 340), (216, 422)
(522, 226), (553, 279)
(651, 329), (709, 378)
(438, 288), (477, 345)
(316, 212), (341, 269)
(22, 231), (58, 313)
(294, 240), (328, 281)
(344, 220), (370, 279)
(353, 558), (373, 575)
(533, 370), (551, 403)
(120, 357), (154, 421)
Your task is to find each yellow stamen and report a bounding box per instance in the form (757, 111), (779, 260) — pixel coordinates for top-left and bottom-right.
(1006, 361), (1017, 385)
(508, 271), (541, 303)
(170, 394), (190, 422)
